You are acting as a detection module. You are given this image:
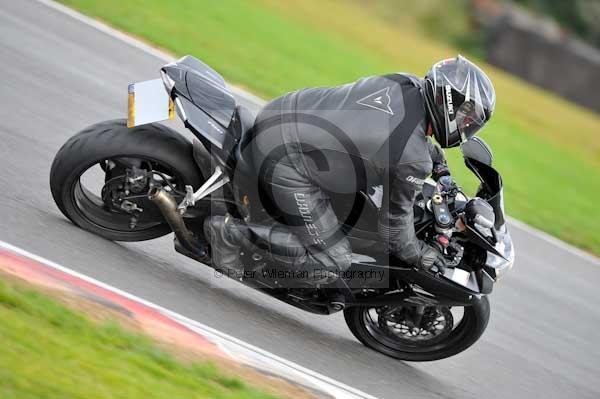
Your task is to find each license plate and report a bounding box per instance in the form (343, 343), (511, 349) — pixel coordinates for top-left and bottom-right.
(127, 79), (174, 127)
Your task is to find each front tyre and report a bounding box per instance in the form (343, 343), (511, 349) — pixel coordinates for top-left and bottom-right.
(50, 119), (203, 241)
(344, 296), (490, 361)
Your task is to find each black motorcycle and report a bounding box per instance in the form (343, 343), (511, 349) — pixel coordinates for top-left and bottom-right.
(50, 55), (514, 361)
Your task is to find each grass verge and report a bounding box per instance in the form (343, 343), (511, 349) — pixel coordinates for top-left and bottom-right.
(58, 0), (600, 255)
(0, 275), (292, 399)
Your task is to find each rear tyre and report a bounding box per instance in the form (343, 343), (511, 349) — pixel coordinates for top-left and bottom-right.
(50, 119), (203, 241)
(344, 296), (490, 361)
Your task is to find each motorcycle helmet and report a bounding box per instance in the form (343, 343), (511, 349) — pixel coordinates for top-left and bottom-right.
(424, 55), (496, 148)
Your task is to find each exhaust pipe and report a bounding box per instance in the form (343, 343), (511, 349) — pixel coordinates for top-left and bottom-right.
(148, 187), (208, 261)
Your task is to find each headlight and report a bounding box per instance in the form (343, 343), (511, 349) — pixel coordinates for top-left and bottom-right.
(485, 225), (515, 281)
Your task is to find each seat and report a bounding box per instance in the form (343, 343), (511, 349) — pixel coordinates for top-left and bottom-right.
(185, 71), (236, 128)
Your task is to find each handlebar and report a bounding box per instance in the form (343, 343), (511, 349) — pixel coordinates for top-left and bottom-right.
(427, 175), (465, 270)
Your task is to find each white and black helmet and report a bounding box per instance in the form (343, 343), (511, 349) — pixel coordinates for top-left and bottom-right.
(424, 55), (496, 148)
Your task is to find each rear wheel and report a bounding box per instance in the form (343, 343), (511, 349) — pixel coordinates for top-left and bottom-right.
(50, 119), (204, 241)
(344, 296), (490, 361)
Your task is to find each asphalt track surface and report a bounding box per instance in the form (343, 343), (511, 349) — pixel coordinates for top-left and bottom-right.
(1, 1), (599, 398)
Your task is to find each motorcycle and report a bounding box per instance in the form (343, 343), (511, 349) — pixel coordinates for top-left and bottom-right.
(50, 55), (514, 361)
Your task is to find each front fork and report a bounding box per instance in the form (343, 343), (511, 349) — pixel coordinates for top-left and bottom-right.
(380, 302), (425, 330)
(412, 305), (426, 330)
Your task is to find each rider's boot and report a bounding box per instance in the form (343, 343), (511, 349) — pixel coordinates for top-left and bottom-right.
(261, 224), (350, 310)
(204, 216), (349, 309)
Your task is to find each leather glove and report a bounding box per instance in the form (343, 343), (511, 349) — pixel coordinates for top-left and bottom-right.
(418, 242), (447, 273)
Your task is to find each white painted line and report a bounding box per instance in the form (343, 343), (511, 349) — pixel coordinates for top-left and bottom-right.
(33, 0), (598, 264)
(0, 240), (377, 399)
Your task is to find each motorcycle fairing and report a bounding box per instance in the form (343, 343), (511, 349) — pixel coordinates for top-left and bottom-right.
(463, 156), (515, 274)
(177, 96), (229, 149)
(162, 55), (237, 149)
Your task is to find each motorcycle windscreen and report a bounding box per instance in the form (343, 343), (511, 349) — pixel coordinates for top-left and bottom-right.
(465, 158), (505, 229)
(127, 79), (174, 127)
(464, 157), (505, 228)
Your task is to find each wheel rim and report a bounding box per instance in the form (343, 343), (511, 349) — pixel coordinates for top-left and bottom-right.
(70, 156), (185, 234)
(361, 305), (474, 353)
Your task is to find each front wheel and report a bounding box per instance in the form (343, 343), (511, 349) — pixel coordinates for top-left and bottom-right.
(344, 296), (490, 361)
(50, 119), (204, 241)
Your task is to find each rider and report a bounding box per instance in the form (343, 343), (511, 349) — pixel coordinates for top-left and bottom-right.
(204, 55), (496, 292)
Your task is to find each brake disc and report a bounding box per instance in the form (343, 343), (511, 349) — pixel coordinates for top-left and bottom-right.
(379, 306), (454, 344)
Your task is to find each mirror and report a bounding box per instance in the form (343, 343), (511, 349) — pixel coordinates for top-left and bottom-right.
(461, 137), (493, 166)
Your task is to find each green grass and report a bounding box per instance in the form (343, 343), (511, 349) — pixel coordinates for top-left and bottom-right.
(0, 277), (281, 399)
(58, 0), (600, 255)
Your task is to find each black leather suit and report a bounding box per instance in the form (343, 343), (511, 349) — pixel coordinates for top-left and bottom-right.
(245, 73), (447, 274)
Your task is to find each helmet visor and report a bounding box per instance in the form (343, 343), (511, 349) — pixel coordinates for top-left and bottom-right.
(455, 99), (486, 141)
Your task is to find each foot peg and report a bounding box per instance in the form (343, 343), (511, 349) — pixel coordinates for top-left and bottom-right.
(178, 166), (229, 213)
